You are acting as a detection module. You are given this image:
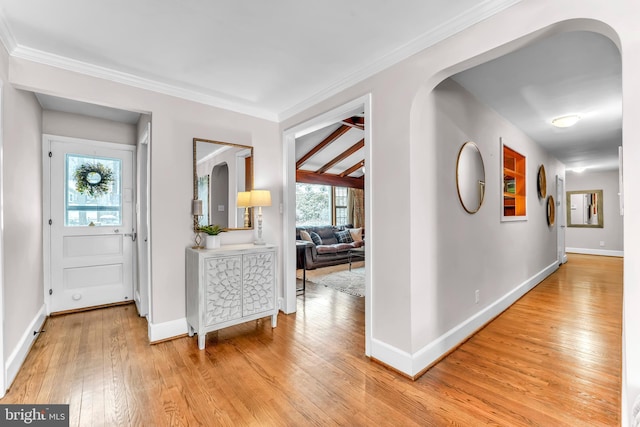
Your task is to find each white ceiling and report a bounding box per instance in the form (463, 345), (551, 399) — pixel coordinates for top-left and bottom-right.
(0, 0), (520, 121)
(35, 93), (141, 124)
(452, 31), (622, 172)
(0, 2), (621, 172)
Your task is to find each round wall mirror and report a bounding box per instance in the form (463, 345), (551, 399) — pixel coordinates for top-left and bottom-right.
(547, 194), (555, 226)
(537, 164), (547, 198)
(456, 141), (486, 214)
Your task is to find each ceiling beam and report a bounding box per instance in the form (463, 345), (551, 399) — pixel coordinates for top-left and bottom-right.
(315, 139), (365, 174)
(340, 160), (365, 177)
(296, 170), (364, 189)
(341, 117), (365, 130)
(296, 125), (351, 169)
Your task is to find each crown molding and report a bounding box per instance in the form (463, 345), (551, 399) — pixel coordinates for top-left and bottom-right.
(9, 44), (279, 122)
(0, 13), (17, 54)
(277, 0), (522, 121)
(0, 0), (519, 123)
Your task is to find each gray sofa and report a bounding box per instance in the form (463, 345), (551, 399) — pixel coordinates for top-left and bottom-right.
(296, 224), (364, 270)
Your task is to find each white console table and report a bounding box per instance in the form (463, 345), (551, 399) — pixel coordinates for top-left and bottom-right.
(186, 244), (278, 349)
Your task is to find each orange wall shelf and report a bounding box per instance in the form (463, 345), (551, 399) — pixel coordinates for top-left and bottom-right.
(502, 143), (526, 219)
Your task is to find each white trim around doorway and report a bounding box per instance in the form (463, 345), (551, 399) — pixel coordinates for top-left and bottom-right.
(282, 94), (373, 356)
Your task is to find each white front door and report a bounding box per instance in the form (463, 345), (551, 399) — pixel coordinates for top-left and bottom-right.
(45, 135), (135, 313)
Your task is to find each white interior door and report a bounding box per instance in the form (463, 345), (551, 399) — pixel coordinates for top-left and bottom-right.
(46, 136), (135, 313)
(557, 175), (567, 264)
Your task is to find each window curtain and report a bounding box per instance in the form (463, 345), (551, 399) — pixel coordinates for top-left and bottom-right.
(347, 188), (365, 228)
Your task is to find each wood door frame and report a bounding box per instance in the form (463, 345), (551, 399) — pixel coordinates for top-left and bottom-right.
(42, 134), (137, 315)
(281, 94), (372, 356)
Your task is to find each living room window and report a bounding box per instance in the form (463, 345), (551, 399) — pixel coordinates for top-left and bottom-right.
(296, 183), (350, 226)
(334, 187), (348, 226)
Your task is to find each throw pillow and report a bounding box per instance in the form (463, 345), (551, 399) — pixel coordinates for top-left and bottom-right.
(299, 230), (313, 242)
(348, 227), (363, 242)
(309, 231), (323, 246)
(335, 230), (354, 244)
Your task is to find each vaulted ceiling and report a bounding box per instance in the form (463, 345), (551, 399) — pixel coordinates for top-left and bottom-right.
(295, 116), (365, 189)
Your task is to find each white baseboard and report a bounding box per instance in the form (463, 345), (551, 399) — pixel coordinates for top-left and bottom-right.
(566, 247), (624, 257)
(148, 317), (189, 343)
(370, 338), (414, 374)
(5, 305), (47, 389)
(371, 261), (559, 377)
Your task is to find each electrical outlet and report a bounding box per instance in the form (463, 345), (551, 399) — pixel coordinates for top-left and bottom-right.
(599, 241), (605, 247)
(475, 290), (480, 304)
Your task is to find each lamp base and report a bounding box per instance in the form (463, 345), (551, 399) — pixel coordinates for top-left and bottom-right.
(193, 229), (203, 249)
(254, 240), (266, 246)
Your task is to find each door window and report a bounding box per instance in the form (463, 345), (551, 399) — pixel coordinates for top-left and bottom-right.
(65, 154), (122, 226)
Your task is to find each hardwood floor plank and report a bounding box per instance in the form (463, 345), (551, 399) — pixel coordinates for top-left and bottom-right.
(2, 254), (621, 425)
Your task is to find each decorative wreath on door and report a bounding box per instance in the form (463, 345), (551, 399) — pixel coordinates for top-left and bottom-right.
(74, 163), (114, 197)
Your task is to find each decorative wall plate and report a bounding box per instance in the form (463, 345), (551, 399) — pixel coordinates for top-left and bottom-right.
(547, 194), (555, 226)
(537, 164), (547, 199)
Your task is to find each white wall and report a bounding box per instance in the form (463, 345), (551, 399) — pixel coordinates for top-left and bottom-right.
(42, 110), (137, 145)
(2, 0), (639, 422)
(0, 44), (44, 372)
(282, 1), (639, 421)
(565, 169), (623, 254)
(7, 59), (282, 330)
(413, 77), (562, 348)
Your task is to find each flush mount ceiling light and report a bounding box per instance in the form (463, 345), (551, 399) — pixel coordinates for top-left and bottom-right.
(551, 114), (581, 128)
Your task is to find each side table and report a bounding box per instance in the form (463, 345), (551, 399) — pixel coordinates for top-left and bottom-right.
(296, 241), (313, 294)
(348, 247), (365, 271)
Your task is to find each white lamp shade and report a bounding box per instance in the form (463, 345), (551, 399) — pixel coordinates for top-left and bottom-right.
(237, 191), (251, 208)
(250, 190), (271, 207)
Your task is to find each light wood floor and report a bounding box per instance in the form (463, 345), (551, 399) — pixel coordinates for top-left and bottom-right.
(3, 254), (621, 426)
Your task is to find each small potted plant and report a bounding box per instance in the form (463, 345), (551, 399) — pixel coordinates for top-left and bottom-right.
(198, 224), (226, 249)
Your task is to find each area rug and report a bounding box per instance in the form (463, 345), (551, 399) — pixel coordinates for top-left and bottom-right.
(308, 267), (365, 297)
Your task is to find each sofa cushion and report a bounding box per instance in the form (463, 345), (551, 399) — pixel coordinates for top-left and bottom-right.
(348, 227), (363, 242)
(309, 231), (323, 246)
(315, 227), (338, 245)
(299, 230), (313, 242)
(316, 245), (338, 254)
(316, 243), (355, 254)
(335, 230), (353, 243)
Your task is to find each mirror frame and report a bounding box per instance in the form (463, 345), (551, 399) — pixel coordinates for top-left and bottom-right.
(566, 189), (603, 228)
(193, 138), (254, 231)
(456, 141), (486, 214)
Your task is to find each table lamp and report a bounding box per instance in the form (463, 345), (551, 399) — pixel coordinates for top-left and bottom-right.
(191, 199), (204, 249)
(249, 190), (271, 245)
(237, 191), (251, 228)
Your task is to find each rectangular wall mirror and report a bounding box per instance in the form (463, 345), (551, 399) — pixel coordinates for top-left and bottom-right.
(566, 189), (603, 228)
(193, 138), (254, 230)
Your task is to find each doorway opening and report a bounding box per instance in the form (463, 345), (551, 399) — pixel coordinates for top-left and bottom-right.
(36, 94), (152, 319)
(282, 94), (372, 356)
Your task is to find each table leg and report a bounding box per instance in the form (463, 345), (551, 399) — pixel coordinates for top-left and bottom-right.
(297, 246), (306, 294)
